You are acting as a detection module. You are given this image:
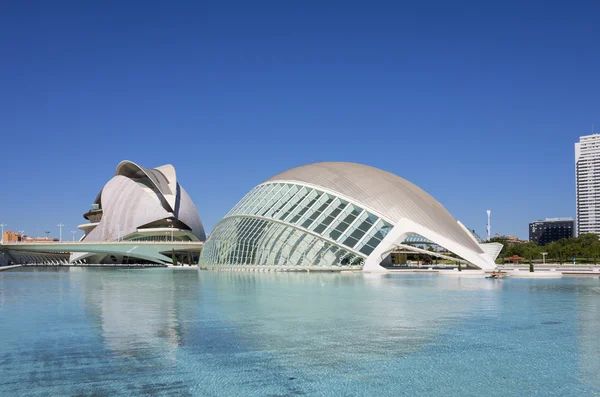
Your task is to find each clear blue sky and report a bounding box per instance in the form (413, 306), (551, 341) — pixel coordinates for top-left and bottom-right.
(1, 1), (598, 240)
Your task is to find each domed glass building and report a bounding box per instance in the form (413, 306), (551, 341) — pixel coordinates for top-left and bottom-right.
(199, 162), (499, 271)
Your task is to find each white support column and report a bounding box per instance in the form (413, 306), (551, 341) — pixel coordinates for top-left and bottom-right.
(0, 223), (6, 243)
(363, 218), (498, 272)
(363, 221), (410, 272)
(486, 210), (491, 241)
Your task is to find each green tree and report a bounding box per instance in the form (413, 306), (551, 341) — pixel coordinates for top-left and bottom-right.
(563, 242), (577, 265)
(556, 238), (569, 264)
(545, 241), (560, 263)
(578, 233), (600, 263)
(521, 242), (540, 263)
(490, 234), (600, 265)
(591, 240), (600, 265)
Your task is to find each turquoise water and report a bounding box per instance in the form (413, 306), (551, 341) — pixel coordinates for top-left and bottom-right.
(1, 268), (599, 396)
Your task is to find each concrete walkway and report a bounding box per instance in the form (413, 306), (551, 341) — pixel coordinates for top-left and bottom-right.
(166, 265), (198, 269)
(0, 265), (22, 271)
(386, 267), (600, 278)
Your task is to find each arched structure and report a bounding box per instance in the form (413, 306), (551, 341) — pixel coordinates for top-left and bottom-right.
(73, 160), (205, 264)
(199, 162), (498, 271)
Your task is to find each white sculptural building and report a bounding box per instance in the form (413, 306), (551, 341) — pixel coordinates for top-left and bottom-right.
(2, 160), (500, 269)
(72, 160), (206, 264)
(1, 160), (206, 266)
(199, 162), (500, 271)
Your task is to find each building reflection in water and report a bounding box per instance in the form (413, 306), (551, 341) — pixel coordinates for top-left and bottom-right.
(80, 270), (502, 369)
(4, 268), (599, 395)
(202, 272), (502, 366)
(82, 269), (200, 362)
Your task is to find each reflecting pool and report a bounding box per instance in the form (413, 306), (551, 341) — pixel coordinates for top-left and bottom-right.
(1, 268), (599, 396)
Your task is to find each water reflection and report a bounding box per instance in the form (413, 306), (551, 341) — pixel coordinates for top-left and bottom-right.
(78, 270), (505, 391)
(82, 269), (198, 362)
(2, 269), (599, 396)
(577, 279), (600, 390)
(202, 272), (502, 366)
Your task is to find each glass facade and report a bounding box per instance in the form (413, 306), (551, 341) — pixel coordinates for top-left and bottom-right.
(402, 227), (483, 245)
(129, 235), (192, 242)
(200, 182), (394, 270)
(529, 219), (574, 246)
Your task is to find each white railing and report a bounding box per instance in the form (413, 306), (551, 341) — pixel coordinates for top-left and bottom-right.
(1, 240), (204, 245)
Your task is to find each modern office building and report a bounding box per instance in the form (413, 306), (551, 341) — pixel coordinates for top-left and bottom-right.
(575, 134), (600, 236)
(199, 162), (501, 271)
(529, 218), (575, 245)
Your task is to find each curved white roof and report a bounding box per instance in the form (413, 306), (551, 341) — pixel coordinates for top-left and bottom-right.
(115, 160), (176, 210)
(266, 162), (482, 253)
(82, 160), (206, 242)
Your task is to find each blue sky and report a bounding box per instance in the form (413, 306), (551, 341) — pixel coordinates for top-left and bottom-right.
(1, 1), (598, 240)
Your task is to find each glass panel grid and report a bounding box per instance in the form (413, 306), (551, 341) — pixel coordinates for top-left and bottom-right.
(226, 186), (259, 217)
(200, 216), (367, 269)
(255, 184), (288, 216)
(234, 185), (265, 215)
(264, 184), (299, 218)
(299, 195), (331, 229)
(307, 197), (340, 233)
(202, 180), (393, 269)
(276, 187), (309, 221)
(285, 189), (317, 223)
(338, 210), (367, 249)
(249, 184), (283, 215)
(323, 203), (354, 239)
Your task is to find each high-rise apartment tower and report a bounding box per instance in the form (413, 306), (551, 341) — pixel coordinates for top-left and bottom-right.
(575, 133), (600, 236)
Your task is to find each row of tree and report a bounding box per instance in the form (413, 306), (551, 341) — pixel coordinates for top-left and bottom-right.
(489, 233), (600, 264)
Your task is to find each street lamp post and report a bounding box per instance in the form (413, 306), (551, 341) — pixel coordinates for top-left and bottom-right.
(58, 224), (64, 242)
(541, 252), (548, 265)
(71, 230), (77, 242)
(0, 223), (6, 243)
(169, 224), (174, 242)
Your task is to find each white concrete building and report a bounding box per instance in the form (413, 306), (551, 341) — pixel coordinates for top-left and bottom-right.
(72, 160), (205, 264)
(575, 134), (600, 236)
(0, 160), (206, 266)
(199, 162), (501, 271)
